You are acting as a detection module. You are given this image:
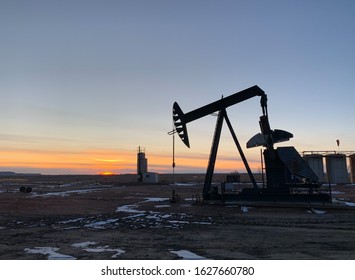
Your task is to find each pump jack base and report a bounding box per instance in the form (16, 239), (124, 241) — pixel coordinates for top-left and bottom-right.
(204, 188), (332, 205)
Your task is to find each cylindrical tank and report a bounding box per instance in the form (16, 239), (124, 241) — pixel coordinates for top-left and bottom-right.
(350, 154), (355, 184)
(325, 154), (349, 184)
(137, 146), (148, 175)
(303, 154), (324, 182)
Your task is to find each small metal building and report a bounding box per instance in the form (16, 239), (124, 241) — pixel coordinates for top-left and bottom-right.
(142, 172), (159, 183)
(325, 154), (349, 184)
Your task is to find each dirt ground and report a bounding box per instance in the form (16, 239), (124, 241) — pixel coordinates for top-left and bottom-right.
(1, 174), (355, 260)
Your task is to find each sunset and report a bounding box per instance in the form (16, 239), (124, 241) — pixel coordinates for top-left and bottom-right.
(0, 141), (261, 175)
(1, 0), (354, 175)
(99, 171), (117, 176)
(1, 0), (355, 274)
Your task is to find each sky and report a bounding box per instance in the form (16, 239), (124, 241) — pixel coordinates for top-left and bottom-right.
(0, 0), (354, 175)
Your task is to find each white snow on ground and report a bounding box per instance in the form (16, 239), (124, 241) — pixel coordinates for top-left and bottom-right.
(60, 182), (81, 187)
(117, 197), (171, 213)
(84, 247), (125, 258)
(116, 204), (146, 213)
(142, 197), (170, 203)
(331, 191), (345, 194)
(192, 222), (212, 225)
(72, 241), (98, 248)
(309, 208), (327, 215)
(168, 220), (189, 224)
(71, 242), (125, 258)
(332, 198), (355, 207)
(30, 184), (114, 198)
(84, 218), (118, 229)
(122, 210), (191, 228)
(31, 188), (99, 198)
(54, 197), (212, 231)
(145, 212), (172, 219)
(59, 218), (85, 224)
(25, 242), (126, 259)
(170, 250), (209, 260)
(171, 183), (197, 187)
(345, 202), (355, 207)
(125, 213), (146, 219)
(24, 247), (76, 260)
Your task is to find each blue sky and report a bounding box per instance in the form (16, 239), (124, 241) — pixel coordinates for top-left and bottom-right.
(0, 0), (354, 174)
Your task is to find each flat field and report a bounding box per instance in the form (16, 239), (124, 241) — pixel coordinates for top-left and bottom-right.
(0, 174), (355, 260)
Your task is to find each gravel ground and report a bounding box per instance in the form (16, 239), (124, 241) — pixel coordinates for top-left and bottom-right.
(1, 175), (355, 260)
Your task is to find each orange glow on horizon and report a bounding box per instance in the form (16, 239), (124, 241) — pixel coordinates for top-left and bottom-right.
(0, 147), (262, 175)
(99, 171), (116, 176)
(0, 148), (136, 174)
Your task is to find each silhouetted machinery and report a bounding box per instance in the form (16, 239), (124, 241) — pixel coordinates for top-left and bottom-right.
(172, 85), (331, 203)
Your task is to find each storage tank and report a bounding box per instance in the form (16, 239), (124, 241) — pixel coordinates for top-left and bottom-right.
(325, 154), (349, 184)
(303, 154), (324, 182)
(350, 154), (355, 184)
(137, 146), (148, 182)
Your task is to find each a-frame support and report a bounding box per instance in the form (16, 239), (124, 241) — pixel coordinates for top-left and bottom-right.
(203, 110), (225, 199)
(203, 109), (258, 200)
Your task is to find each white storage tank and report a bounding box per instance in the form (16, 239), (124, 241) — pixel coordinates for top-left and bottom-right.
(303, 154), (324, 182)
(350, 154), (355, 184)
(325, 154), (349, 184)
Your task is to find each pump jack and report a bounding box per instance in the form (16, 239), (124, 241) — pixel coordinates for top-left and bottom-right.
(172, 85), (331, 203)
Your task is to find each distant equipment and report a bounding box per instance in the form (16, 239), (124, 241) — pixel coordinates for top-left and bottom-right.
(303, 154), (324, 182)
(137, 146), (159, 183)
(302, 151), (354, 184)
(137, 146), (148, 182)
(19, 186), (32, 193)
(325, 154), (349, 184)
(171, 85), (331, 203)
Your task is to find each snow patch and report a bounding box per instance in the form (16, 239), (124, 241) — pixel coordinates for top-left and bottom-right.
(192, 222), (212, 225)
(116, 205), (145, 214)
(24, 247), (76, 260)
(59, 218), (85, 224)
(84, 247), (125, 258)
(172, 183), (197, 187)
(241, 206), (249, 213)
(309, 208), (327, 215)
(72, 241), (98, 248)
(84, 218), (118, 229)
(168, 220), (189, 224)
(71, 242), (125, 258)
(331, 191), (345, 195)
(170, 250), (208, 260)
(345, 202), (355, 207)
(31, 189), (98, 198)
(142, 197), (169, 203)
